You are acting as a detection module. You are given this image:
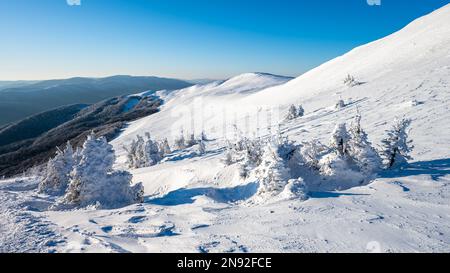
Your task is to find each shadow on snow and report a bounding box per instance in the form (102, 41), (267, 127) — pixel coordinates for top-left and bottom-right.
(145, 158), (450, 206)
(145, 182), (259, 206)
(379, 158), (450, 181)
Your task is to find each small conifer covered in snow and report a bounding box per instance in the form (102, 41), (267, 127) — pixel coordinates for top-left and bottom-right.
(186, 133), (198, 147)
(39, 142), (75, 195)
(285, 104), (305, 120)
(343, 74), (361, 87)
(329, 123), (350, 156)
(198, 140), (206, 155)
(174, 131), (187, 150)
(280, 178), (309, 201)
(143, 132), (162, 166)
(253, 142), (291, 198)
(297, 105), (305, 117)
(379, 118), (414, 168)
(299, 140), (329, 171)
(346, 113), (382, 174)
(335, 99), (346, 110)
(158, 138), (172, 157)
(223, 135), (264, 177)
(58, 133), (144, 209)
(200, 131), (208, 141)
(125, 133), (170, 169)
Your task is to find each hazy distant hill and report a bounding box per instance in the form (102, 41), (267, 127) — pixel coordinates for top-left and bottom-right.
(0, 104), (88, 147)
(0, 75), (192, 125)
(0, 81), (37, 90)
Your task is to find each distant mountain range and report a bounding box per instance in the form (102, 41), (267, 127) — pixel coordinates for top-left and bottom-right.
(0, 75), (192, 126)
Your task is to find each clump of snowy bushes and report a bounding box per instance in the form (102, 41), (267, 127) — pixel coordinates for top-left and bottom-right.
(124, 133), (171, 169)
(39, 133), (144, 210)
(223, 134), (265, 178)
(285, 104), (305, 121)
(224, 113), (413, 203)
(343, 74), (362, 87)
(124, 131), (208, 169)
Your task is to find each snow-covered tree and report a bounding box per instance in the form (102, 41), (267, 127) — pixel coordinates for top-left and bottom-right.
(58, 133), (144, 209)
(272, 130), (297, 161)
(158, 138), (172, 157)
(335, 99), (346, 110)
(347, 113), (382, 174)
(344, 74), (360, 87)
(317, 151), (365, 188)
(132, 135), (147, 168)
(223, 135), (265, 178)
(285, 105), (299, 120)
(280, 178), (309, 201)
(200, 131), (208, 141)
(253, 142), (291, 198)
(299, 140), (328, 171)
(297, 105), (305, 117)
(330, 123), (350, 156)
(223, 140), (234, 165)
(186, 133), (198, 147)
(125, 133), (167, 168)
(198, 140), (206, 155)
(124, 139), (138, 168)
(285, 104), (305, 120)
(174, 131), (187, 150)
(379, 118), (414, 169)
(38, 142), (75, 195)
(143, 132), (161, 166)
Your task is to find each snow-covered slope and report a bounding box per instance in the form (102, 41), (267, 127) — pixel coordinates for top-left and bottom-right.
(111, 72), (294, 162)
(1, 4), (450, 253)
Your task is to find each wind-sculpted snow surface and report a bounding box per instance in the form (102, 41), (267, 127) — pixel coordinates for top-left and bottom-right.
(1, 4), (450, 253)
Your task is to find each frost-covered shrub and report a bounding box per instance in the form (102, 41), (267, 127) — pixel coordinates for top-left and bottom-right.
(124, 133), (168, 169)
(295, 117), (381, 189)
(347, 113), (382, 174)
(57, 134), (144, 209)
(38, 142), (75, 195)
(223, 135), (264, 178)
(158, 138), (172, 157)
(379, 118), (414, 169)
(329, 123), (350, 156)
(200, 131), (208, 141)
(298, 105), (305, 117)
(143, 132), (162, 166)
(335, 99), (346, 110)
(279, 178), (309, 201)
(186, 133), (198, 147)
(124, 136), (146, 169)
(285, 104), (305, 120)
(299, 140), (329, 171)
(343, 74), (361, 87)
(286, 105), (298, 120)
(318, 152), (365, 188)
(318, 120), (376, 183)
(271, 132), (298, 161)
(253, 142), (291, 198)
(174, 131), (187, 150)
(198, 140), (206, 155)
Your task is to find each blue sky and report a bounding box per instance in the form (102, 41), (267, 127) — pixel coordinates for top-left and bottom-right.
(0, 0), (448, 80)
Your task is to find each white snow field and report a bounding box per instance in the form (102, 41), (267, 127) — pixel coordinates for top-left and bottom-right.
(1, 4), (450, 253)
